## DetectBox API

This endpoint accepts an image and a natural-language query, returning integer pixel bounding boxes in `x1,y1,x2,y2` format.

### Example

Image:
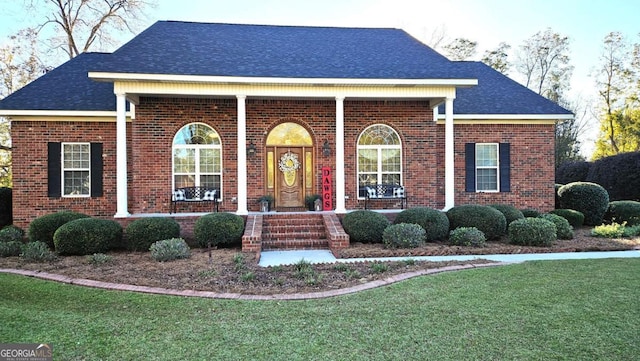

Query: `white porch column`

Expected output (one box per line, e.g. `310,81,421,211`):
444,97,455,210
335,96,346,213
236,95,248,215
114,93,129,217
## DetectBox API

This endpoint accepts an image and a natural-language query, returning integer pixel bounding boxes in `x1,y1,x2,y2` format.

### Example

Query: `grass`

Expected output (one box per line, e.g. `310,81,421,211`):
1,258,639,360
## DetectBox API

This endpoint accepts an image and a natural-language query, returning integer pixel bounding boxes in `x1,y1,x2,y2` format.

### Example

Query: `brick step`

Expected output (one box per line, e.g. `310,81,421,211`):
262,224,326,232
262,238,330,251
262,231,327,242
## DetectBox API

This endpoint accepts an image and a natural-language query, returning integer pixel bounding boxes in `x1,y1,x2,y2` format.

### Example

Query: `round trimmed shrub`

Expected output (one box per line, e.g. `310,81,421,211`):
550,209,585,227
341,210,390,244
54,218,123,256
382,223,426,249
521,209,541,218
539,213,574,240
393,207,449,241
604,200,640,226
0,225,24,243
194,212,244,248
446,205,506,240
0,187,12,228
557,182,609,226
489,204,525,225
508,218,556,247
125,217,181,251
150,238,191,262
27,211,90,248
449,227,486,247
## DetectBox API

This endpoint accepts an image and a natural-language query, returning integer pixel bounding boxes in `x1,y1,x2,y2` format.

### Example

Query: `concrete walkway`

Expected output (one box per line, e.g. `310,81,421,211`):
258,249,640,267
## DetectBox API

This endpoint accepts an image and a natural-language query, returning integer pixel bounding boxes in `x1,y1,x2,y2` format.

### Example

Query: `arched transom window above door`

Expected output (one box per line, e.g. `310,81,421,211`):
266,122,313,146
172,123,222,193
357,124,402,197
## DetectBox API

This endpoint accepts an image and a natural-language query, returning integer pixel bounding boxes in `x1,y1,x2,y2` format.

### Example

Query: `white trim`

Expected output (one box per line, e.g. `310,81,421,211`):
436,113,574,120
335,96,346,214
444,98,455,211
475,143,500,192
0,110,127,117
236,95,248,215
61,142,91,197
114,93,130,218
89,72,478,87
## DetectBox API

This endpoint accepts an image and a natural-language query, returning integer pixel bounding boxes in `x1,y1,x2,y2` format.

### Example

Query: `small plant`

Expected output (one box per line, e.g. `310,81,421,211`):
0,225,25,243
382,223,426,249
304,194,321,210
370,262,389,273
233,253,246,272
20,241,56,262
623,225,640,237
508,218,556,247
240,272,256,282
341,210,390,243
294,259,322,285
198,268,217,278
550,209,585,227
333,263,350,272
403,258,416,266
591,222,626,238
449,227,486,247
125,217,181,251
0,241,23,257
194,213,245,248
270,265,285,272
150,238,191,262
539,213,574,240
87,253,114,265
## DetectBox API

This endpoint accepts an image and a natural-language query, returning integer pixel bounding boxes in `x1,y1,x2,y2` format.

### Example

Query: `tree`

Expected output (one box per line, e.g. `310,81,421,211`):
481,42,511,74
555,98,588,168
515,28,573,100
443,38,477,61
594,108,640,158
26,0,155,59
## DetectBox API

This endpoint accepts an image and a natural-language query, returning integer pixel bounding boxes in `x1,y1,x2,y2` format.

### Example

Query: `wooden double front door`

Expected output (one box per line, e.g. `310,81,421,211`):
266,146,313,209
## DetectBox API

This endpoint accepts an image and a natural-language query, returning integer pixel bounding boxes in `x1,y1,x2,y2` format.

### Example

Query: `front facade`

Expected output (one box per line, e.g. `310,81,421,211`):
0,22,572,229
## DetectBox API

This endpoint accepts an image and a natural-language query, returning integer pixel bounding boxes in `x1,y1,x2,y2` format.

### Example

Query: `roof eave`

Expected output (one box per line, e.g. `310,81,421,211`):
437,113,574,121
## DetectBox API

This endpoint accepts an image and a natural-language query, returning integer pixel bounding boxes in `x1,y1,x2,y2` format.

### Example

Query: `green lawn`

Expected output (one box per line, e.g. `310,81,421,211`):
1,258,639,360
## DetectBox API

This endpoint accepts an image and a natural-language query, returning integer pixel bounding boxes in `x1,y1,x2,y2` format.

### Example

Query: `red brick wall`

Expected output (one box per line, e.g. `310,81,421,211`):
11,98,556,229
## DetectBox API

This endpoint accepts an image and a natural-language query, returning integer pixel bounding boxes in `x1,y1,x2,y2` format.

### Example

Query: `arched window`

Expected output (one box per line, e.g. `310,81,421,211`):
172,123,222,192
357,124,402,196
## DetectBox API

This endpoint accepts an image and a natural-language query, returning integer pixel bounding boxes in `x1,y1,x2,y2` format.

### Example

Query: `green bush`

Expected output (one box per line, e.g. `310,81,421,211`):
150,238,191,262
591,222,625,238
446,205,506,240
87,253,114,265
557,182,609,226
382,223,426,249
0,187,12,228
125,217,181,251
508,218,556,247
604,201,640,226
393,207,449,241
449,227,486,247
194,212,245,248
0,241,22,257
489,204,525,225
550,209,585,227
341,210,390,244
0,225,24,243
539,213,574,240
20,241,56,262
521,209,541,218
27,211,89,249
54,218,123,256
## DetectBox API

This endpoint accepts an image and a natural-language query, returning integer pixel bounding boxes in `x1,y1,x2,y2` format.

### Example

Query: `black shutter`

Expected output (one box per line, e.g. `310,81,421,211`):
499,143,511,192
465,143,476,192
90,143,103,197
47,142,61,198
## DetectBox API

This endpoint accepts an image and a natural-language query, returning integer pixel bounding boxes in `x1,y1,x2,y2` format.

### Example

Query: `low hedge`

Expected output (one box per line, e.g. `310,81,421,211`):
550,209,585,227
27,211,90,249
508,218,556,247
449,227,486,247
489,204,525,225
604,200,640,226
521,209,541,218
0,225,24,243
393,207,449,241
342,210,390,244
194,213,244,248
54,218,123,256
539,213,574,240
446,205,506,240
382,223,426,249
125,217,181,251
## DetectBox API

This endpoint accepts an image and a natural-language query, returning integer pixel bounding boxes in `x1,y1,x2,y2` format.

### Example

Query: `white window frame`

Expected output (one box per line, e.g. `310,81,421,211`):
475,143,500,192
61,142,91,197
172,123,223,198
356,124,403,199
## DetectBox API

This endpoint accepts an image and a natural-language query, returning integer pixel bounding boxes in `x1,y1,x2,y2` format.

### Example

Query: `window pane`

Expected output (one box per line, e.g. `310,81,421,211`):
173,124,220,145
200,175,221,189
63,144,90,169
174,175,195,188
174,148,195,173
381,149,401,172
266,122,312,146
476,144,497,167
358,125,400,145
477,169,498,191
63,171,89,195
199,149,217,173
358,174,377,186
358,149,377,172
382,174,400,185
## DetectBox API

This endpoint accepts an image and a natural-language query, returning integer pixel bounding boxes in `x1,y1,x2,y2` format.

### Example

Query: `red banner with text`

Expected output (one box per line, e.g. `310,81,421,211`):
322,167,333,211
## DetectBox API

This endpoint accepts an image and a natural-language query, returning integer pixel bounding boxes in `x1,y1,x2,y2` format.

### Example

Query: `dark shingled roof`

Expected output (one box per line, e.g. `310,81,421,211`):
0,21,572,116
95,21,474,79
439,61,573,115
0,53,116,111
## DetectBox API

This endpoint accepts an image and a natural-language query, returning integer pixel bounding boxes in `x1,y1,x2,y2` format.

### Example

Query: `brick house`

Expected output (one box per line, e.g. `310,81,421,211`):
0,21,572,232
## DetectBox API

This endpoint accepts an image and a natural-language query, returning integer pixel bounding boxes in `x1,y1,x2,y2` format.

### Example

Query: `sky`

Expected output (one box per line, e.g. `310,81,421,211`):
1,0,639,157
